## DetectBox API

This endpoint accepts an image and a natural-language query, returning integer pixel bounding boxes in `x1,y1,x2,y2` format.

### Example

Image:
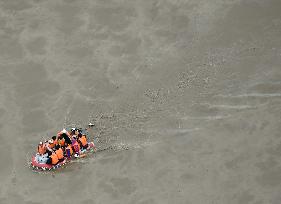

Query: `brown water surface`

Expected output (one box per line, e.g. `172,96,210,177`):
0,0,281,203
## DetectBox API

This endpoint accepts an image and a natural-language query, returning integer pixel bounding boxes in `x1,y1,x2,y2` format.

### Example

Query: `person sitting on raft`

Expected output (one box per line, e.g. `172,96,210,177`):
57,134,65,147
65,142,73,158
55,145,64,162
78,133,88,150
71,135,80,157
57,128,72,145
45,139,55,155
36,142,49,164
52,136,57,146
48,139,56,149
46,151,59,165
38,142,46,155
70,127,77,136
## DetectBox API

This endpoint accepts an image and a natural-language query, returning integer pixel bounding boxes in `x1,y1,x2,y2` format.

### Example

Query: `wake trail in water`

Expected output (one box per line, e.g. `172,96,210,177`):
216,93,281,98
182,115,230,120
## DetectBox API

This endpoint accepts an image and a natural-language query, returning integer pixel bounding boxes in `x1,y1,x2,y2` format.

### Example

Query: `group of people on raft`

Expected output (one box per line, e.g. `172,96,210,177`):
36,128,96,166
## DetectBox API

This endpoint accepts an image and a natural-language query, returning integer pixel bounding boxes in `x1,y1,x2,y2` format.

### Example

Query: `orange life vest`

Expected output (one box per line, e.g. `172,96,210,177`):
66,145,73,155
38,144,46,155
50,153,59,165
54,139,58,145
55,148,64,160
58,138,65,147
79,135,88,147
48,143,55,149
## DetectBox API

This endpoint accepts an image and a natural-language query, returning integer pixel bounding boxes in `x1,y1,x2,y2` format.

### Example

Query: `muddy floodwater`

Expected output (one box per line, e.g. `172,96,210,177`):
1,0,281,203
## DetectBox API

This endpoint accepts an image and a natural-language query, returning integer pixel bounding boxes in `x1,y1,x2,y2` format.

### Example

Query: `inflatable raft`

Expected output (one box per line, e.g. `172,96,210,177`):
31,142,96,171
